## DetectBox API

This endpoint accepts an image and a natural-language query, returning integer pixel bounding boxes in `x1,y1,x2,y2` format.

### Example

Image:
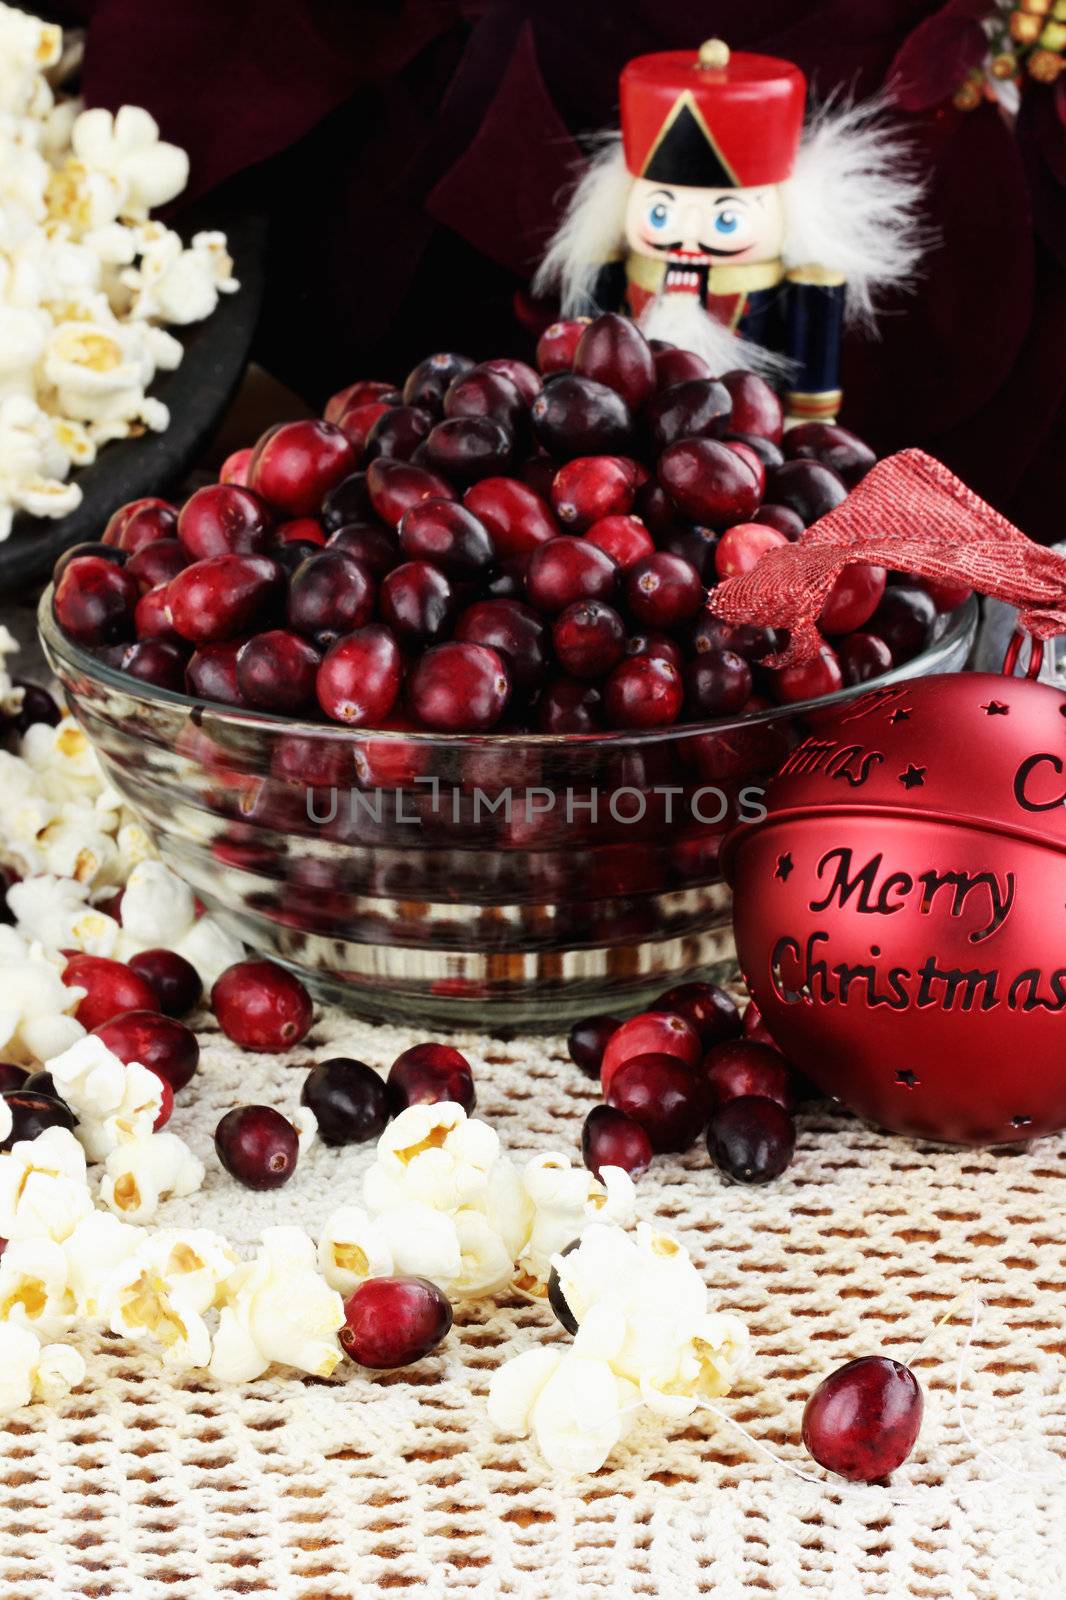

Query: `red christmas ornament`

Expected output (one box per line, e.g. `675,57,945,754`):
718,450,1066,1147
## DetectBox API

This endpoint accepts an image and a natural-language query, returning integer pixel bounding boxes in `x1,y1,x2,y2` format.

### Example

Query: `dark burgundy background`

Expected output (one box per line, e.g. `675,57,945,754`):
55,0,1066,539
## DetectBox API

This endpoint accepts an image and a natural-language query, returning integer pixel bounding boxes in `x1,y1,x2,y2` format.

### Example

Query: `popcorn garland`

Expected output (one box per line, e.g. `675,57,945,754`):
0,2,239,540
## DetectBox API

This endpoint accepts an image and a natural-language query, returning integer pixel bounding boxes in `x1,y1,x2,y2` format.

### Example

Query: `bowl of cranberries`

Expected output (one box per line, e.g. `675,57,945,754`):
40,315,977,1028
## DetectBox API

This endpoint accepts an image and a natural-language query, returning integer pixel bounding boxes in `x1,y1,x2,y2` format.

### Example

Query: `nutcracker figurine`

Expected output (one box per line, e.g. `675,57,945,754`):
534,40,926,423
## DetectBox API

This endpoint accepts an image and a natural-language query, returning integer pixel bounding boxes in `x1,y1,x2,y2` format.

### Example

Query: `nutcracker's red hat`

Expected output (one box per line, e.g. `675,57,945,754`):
619,41,806,188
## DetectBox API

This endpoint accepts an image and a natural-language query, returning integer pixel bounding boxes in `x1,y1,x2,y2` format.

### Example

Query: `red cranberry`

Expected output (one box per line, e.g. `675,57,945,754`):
658,439,759,528
784,422,876,488
186,638,248,706
463,477,557,560
402,352,474,412
398,499,495,579
167,555,283,644
706,1095,796,1182
914,574,973,613
287,550,375,642
765,459,847,524
134,585,178,643
125,539,188,589
582,1104,653,1179
715,523,788,580
600,1010,700,1092
725,439,766,500
753,503,805,540
453,598,546,696
689,614,778,662
127,949,202,1018
803,1357,923,1482
656,522,717,583
62,956,159,1031
644,378,732,452
340,1276,452,1368
236,629,320,713
339,400,399,455
656,981,740,1048
387,1042,476,1114
104,498,178,551
869,584,938,663
93,1009,200,1093
320,472,371,531
117,638,187,692
366,458,454,526
479,356,542,404
380,561,454,647
444,367,524,428
530,375,632,460
211,959,313,1051
423,416,512,484
604,656,683,730
220,447,254,485
54,557,139,646
152,1075,175,1129
1,1091,76,1150
552,599,626,679
567,1015,620,1079
408,642,509,732
215,1104,299,1189
721,370,784,443
326,379,400,423
586,514,654,570
606,1054,708,1153
249,420,356,515
625,552,703,628
301,1057,390,1145
327,523,399,577
653,347,713,387
626,631,683,670
316,625,402,724
535,318,590,374
573,313,655,411
551,456,635,530
683,650,752,717
53,541,125,582
702,1040,792,1112
177,484,274,560
526,536,617,614
767,644,844,705
819,564,887,635
535,675,603,733
742,1000,775,1044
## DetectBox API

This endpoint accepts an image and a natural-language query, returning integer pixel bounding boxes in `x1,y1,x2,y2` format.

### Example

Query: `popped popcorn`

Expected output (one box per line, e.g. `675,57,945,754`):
46,1033,162,1161
99,1130,204,1224
0,925,85,1064
0,1125,93,1243
61,1210,140,1318
0,1235,73,1338
210,1226,344,1384
515,1153,636,1299
364,1101,502,1217
101,1227,237,1371
0,1322,85,1416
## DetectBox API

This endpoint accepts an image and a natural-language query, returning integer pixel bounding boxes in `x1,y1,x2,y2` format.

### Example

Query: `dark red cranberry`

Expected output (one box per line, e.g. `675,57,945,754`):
582,1104,653,1180
211,959,313,1051
725,439,766,500
402,351,475,411
726,432,784,471
337,399,394,455
644,378,732,452
586,514,655,570
340,1276,452,1368
125,539,188,589
625,552,703,628
721,370,784,443
683,650,752,717
423,416,512,484
364,405,435,463
379,560,454,647
479,357,542,405
249,420,356,516
913,574,973,613
606,1054,708,1153
604,655,683,730
658,439,759,528
653,346,713,387
546,1240,581,1332
177,484,274,559
706,1095,796,1182
463,477,557,560
655,981,740,1049
54,556,139,646
600,1010,701,1092
320,471,372,531
366,458,454,526
53,541,126,583
93,1009,200,1093
573,312,655,411
702,1040,792,1112
407,642,510,732
387,1042,476,1115
166,555,283,644
626,631,683,670
444,368,524,428
526,536,617,614
117,638,187,692
134,585,178,643
530,375,632,460
802,1357,923,1482
186,639,247,706
765,459,847,525
453,599,547,696
552,599,626,680
104,498,178,551
567,1015,620,1079
301,1057,390,1144
688,613,778,662
287,550,375,641
819,564,887,635
215,1104,299,1189
551,455,635,530
0,1065,28,1093
658,522,718,583
62,955,159,1031
715,523,788,580
127,949,202,1018
868,584,937,663
398,499,495,579
753,503,805,540
1,1091,76,1150
535,675,603,733
535,318,589,374
784,422,876,488
236,629,320,713
326,523,399,577
839,631,894,685
766,644,844,705
316,625,402,724
326,380,399,423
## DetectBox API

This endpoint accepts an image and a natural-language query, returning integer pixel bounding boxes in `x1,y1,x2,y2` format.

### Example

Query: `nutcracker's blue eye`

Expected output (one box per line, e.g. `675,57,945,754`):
715,211,738,235
649,203,669,229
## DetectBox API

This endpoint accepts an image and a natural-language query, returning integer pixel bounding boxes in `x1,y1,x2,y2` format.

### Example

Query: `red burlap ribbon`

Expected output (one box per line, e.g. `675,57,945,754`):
708,448,1066,666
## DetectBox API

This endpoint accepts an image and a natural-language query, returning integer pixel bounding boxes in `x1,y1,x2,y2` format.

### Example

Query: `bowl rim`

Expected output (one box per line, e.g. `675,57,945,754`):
38,584,979,749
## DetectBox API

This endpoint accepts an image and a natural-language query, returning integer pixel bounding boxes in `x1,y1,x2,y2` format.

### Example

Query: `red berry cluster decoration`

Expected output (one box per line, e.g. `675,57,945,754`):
52,315,968,735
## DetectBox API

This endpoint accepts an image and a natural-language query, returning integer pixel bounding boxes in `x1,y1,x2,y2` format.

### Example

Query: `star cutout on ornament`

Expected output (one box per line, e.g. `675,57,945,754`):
898,764,926,790
981,701,1010,716
775,852,794,882
887,708,911,724
895,1069,920,1089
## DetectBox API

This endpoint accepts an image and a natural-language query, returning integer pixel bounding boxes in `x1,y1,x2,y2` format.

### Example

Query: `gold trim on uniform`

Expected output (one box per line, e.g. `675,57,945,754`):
785,264,847,287
639,90,740,185
785,388,843,419
625,252,785,295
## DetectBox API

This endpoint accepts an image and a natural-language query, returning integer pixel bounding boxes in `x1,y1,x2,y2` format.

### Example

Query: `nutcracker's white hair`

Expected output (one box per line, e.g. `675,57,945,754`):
533,134,630,314
781,95,928,329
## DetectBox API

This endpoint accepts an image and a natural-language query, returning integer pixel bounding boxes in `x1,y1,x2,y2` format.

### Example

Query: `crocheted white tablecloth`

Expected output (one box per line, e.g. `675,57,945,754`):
3,1002,1065,1600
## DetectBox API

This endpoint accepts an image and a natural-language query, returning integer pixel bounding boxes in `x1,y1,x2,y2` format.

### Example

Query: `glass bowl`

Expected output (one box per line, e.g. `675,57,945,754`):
39,588,977,1029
